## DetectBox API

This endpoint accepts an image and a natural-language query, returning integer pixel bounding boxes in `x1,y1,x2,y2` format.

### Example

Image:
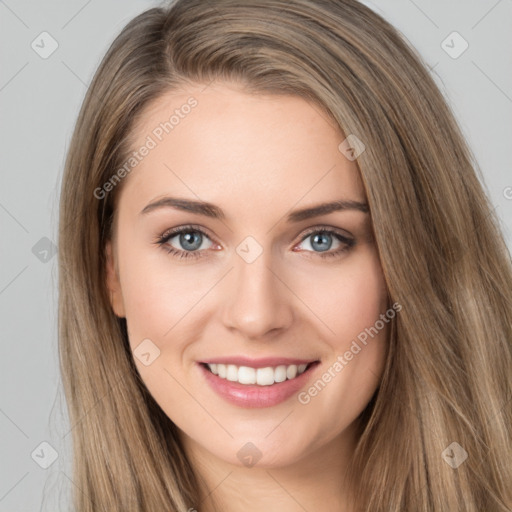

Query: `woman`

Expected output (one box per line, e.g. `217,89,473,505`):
58,0,512,510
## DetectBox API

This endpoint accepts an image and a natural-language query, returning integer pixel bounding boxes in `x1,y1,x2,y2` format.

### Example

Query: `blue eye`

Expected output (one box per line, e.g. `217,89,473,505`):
296,228,355,258
154,225,355,260
155,225,214,260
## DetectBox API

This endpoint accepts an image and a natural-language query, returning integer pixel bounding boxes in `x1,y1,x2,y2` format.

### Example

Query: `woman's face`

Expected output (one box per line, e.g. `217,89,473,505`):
106,82,389,469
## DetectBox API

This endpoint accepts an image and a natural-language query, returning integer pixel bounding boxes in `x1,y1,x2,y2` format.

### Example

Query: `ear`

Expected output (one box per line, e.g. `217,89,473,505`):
105,240,126,318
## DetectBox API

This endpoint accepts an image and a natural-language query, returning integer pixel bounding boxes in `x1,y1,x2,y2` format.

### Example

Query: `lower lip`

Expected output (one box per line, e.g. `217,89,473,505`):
197,362,320,408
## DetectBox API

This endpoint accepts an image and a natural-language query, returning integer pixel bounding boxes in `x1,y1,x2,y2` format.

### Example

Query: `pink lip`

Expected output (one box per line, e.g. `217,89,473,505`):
197,360,320,408
199,356,317,369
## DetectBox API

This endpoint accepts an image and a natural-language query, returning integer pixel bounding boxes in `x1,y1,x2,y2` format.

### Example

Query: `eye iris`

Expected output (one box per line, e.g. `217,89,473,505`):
180,231,202,251
311,232,332,252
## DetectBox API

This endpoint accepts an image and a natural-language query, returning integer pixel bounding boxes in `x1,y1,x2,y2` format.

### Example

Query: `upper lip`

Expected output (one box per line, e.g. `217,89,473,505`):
199,356,319,369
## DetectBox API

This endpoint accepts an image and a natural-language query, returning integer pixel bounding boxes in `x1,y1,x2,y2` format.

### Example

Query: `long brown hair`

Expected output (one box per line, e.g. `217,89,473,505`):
58,0,512,510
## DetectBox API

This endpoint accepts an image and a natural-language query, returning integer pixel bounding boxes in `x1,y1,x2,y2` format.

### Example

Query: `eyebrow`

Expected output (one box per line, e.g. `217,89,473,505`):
140,196,369,222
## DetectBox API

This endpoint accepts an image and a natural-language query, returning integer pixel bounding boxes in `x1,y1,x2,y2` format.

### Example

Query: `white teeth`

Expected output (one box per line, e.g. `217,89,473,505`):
205,362,311,386
286,365,297,379
274,365,287,383
238,366,256,384
226,364,238,381
256,367,274,386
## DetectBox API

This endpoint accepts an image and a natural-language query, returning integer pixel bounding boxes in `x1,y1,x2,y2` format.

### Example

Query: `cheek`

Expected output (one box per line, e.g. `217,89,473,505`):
296,250,389,408
117,247,205,414
301,252,389,427
305,251,389,344
117,241,185,347
121,277,170,343
120,236,388,347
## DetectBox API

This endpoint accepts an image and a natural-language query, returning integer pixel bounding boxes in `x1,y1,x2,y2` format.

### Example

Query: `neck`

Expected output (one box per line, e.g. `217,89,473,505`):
179,421,360,512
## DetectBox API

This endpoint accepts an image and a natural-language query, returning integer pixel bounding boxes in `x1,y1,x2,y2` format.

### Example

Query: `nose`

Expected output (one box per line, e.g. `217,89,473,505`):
220,247,294,340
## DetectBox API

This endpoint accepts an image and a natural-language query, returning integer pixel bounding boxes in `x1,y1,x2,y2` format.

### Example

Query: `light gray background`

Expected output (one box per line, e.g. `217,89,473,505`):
1,1,511,510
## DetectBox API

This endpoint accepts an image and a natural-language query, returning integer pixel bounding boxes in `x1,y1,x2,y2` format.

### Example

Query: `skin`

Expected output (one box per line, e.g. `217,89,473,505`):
106,82,389,512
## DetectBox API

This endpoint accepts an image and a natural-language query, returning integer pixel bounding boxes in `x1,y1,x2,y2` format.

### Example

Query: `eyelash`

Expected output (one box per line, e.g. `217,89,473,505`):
153,224,356,261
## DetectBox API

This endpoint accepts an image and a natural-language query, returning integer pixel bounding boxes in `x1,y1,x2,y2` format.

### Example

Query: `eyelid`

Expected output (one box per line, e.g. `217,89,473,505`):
158,224,353,246
155,223,355,260
295,224,353,242
158,224,219,245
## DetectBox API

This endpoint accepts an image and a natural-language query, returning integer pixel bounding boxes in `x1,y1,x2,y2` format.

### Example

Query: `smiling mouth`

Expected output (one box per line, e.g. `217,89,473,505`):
200,361,319,386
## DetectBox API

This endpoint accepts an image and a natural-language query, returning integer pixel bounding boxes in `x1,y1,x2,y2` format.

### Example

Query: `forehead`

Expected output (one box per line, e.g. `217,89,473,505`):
119,82,366,221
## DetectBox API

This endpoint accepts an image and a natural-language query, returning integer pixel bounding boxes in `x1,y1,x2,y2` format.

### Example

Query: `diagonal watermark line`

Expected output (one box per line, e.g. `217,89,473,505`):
163,163,233,234
60,60,108,113
394,392,441,440
265,470,311,511
445,389,512,483
427,62,440,85
61,0,92,29
203,0,337,132
249,3,288,41
0,408,29,439
163,267,234,337
264,409,294,438
202,0,236,29
198,470,233,507
233,0,338,129
265,266,336,335
0,0,29,28
61,60,89,88
0,202,29,233
382,62,439,118
471,0,502,30
482,391,512,432
199,76,217,94
407,0,439,29
266,164,336,235
0,472,29,502
0,62,29,92
61,373,125,439
0,265,28,296
163,367,234,438
385,202,507,463
465,390,512,475
471,60,512,104
61,470,106,512
393,195,499,314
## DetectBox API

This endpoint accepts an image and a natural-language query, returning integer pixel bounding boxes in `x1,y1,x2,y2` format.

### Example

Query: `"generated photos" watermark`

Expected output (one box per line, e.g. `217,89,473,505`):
298,301,402,405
